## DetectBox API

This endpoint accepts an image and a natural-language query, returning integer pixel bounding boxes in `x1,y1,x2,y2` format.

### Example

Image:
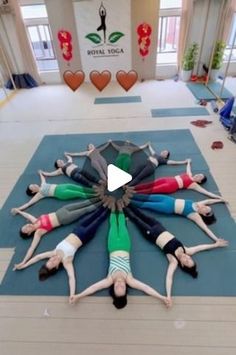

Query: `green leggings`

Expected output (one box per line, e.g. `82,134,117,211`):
54,184,96,200
108,212,131,253
115,153,132,172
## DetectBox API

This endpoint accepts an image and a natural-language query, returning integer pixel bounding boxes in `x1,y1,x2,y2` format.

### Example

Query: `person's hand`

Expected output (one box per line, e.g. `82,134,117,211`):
215,238,229,247
164,296,173,308
69,295,76,304
219,197,228,204
186,158,191,164
13,262,25,271
69,295,80,304
11,208,19,215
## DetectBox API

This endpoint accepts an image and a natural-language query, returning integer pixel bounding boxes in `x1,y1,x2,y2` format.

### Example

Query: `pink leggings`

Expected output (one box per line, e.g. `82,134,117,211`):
134,176,179,194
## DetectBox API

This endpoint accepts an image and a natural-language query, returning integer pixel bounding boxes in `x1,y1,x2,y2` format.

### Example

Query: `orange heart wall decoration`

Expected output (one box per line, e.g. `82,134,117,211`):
90,70,112,91
116,70,138,91
63,70,85,91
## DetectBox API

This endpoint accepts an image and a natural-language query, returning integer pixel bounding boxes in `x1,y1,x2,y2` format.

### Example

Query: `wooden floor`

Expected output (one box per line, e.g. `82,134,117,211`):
0,81,235,355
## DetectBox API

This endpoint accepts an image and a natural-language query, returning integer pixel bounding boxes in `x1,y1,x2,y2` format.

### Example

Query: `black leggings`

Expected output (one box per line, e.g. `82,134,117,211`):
124,205,166,243
73,206,109,244
71,168,99,187
129,161,155,186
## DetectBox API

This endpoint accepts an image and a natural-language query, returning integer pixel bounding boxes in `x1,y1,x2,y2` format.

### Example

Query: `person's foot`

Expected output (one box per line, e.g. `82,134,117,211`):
122,195,131,206
107,196,116,212
116,199,124,211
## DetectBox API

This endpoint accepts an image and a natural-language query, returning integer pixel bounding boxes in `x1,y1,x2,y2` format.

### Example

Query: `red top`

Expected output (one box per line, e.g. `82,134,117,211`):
36,214,53,232
179,173,194,188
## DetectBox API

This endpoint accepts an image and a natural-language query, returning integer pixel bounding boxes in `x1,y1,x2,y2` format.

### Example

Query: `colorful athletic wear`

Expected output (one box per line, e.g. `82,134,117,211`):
73,206,109,245
108,255,131,276
162,238,186,263
36,214,54,232
131,194,196,217
56,240,77,260
134,173,193,194
124,205,166,244
54,183,96,200
108,212,131,253
55,198,102,225
89,149,108,181
40,183,52,197
129,154,168,186
124,205,186,265
115,153,132,172
61,162,99,187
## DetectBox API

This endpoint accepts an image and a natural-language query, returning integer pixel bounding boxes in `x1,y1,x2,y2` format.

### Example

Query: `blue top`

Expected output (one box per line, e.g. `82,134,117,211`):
182,199,196,216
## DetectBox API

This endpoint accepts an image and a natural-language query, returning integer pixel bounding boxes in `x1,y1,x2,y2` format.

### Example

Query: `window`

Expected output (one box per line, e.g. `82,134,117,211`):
21,4,59,71
224,12,236,62
157,0,182,64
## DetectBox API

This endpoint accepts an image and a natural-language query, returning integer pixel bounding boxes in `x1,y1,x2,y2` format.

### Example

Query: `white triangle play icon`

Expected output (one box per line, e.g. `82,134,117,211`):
107,164,132,192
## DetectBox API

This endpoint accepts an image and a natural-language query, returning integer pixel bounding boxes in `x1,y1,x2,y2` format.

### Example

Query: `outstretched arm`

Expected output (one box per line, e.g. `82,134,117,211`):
191,184,223,199
13,250,54,270
63,261,76,297
70,277,113,303
165,259,178,302
11,209,37,223
109,140,121,151
130,142,149,153
127,275,167,304
65,150,88,157
199,198,226,205
38,170,46,184
13,193,44,212
186,158,192,176
188,213,219,242
167,159,189,165
97,141,110,152
148,143,156,156
40,169,62,177
64,154,73,163
185,238,228,255
17,232,43,264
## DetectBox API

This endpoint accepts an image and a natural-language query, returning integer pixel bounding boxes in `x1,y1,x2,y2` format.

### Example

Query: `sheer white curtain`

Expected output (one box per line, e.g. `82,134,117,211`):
177,0,194,70
8,0,42,84
218,0,236,42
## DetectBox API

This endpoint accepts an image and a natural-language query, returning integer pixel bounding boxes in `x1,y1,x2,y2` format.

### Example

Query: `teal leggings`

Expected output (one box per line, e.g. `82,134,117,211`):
108,212,131,253
54,184,96,200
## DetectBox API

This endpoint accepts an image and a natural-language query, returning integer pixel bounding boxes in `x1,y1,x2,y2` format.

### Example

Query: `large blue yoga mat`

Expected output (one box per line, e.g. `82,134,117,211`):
151,107,209,117
94,96,141,104
186,82,233,100
0,130,235,297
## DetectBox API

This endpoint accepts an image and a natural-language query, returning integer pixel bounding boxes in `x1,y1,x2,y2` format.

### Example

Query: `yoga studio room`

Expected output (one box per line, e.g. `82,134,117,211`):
0,0,236,354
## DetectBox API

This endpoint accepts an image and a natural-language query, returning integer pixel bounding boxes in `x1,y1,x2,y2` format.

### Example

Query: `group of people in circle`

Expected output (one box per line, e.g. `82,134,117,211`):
12,140,228,309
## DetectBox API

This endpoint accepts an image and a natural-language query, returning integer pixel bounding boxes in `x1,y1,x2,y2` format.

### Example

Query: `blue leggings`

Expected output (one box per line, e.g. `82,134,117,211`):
131,194,175,214
73,206,109,244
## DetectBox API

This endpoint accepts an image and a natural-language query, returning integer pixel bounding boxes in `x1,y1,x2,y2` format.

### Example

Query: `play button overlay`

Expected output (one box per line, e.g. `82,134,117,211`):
107,164,132,192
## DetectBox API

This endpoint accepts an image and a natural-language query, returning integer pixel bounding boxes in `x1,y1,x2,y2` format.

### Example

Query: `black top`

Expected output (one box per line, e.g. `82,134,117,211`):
62,162,74,174
151,153,168,165
163,238,185,263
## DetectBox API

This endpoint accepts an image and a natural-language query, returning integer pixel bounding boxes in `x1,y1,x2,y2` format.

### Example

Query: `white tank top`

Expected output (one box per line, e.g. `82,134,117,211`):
55,240,77,260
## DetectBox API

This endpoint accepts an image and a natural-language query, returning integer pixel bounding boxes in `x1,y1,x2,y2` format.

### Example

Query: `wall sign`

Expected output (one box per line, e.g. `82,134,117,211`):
73,0,131,78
